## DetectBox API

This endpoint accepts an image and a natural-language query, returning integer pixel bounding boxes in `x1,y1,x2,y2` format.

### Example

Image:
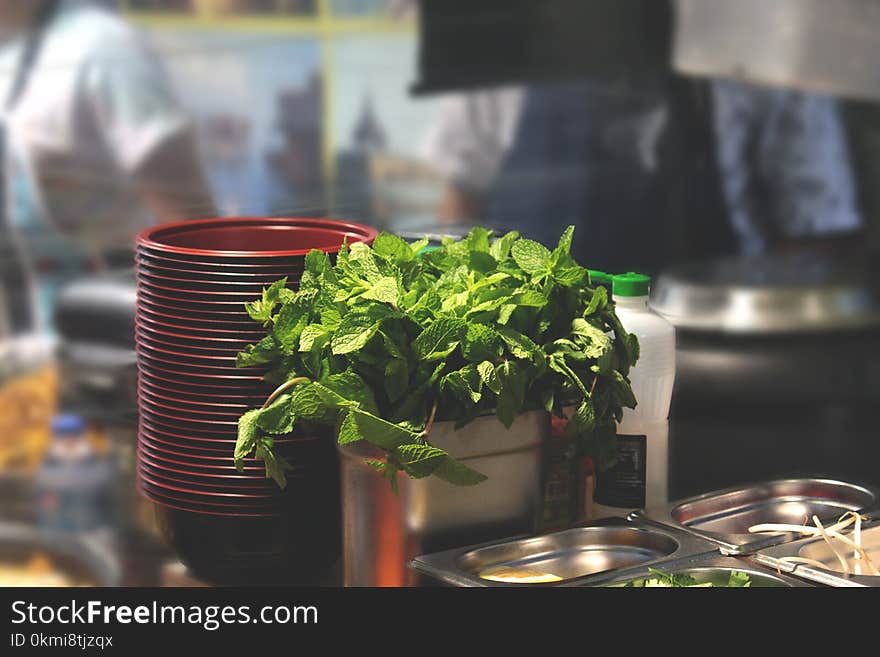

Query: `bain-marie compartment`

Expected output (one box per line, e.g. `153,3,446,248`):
755,520,880,587
410,519,719,586
597,555,812,587
635,478,878,554
460,525,678,583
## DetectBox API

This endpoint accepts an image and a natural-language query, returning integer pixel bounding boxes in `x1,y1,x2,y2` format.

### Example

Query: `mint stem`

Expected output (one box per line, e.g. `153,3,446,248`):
421,400,438,440
261,376,311,410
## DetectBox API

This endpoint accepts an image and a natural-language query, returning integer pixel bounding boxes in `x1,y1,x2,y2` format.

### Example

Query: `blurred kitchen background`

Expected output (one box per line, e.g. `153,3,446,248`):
3,0,880,585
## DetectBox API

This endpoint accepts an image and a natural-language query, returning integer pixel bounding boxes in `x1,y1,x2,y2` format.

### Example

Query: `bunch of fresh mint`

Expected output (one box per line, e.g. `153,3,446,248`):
233,226,639,490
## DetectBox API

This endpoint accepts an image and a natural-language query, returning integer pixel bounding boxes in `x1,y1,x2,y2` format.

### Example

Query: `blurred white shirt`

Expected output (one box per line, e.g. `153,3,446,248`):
0,0,191,259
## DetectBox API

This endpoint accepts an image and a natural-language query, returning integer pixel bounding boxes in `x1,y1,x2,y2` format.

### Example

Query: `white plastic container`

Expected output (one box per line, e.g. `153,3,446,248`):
593,272,676,517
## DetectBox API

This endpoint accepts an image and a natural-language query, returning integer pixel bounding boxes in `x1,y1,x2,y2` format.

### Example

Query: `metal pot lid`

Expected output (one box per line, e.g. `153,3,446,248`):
649,252,880,334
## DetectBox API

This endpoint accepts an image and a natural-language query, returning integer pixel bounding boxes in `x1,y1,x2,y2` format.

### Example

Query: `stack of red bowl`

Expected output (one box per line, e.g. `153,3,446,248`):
134,217,377,583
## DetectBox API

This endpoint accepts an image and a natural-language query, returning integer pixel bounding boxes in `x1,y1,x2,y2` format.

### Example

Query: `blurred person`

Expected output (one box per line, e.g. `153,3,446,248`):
421,77,863,273
0,0,215,335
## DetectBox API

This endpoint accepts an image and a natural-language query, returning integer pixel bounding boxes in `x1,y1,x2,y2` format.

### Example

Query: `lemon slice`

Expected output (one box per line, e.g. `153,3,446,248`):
479,566,563,583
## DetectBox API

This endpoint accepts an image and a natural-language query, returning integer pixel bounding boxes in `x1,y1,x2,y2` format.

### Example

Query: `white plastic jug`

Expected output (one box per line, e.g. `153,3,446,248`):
594,273,676,517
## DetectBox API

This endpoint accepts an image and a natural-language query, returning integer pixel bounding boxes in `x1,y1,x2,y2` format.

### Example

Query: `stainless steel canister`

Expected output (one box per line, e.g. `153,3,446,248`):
339,410,548,586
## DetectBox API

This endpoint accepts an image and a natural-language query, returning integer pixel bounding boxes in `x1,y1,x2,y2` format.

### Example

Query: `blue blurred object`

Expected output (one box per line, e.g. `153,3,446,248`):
50,414,87,437
34,414,116,535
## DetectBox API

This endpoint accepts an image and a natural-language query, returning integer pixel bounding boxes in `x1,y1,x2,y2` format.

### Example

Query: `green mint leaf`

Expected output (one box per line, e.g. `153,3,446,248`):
372,233,413,262
365,458,388,473
305,249,331,276
584,286,608,316
257,393,296,434
571,318,613,359
511,289,548,308
337,409,421,450
497,303,517,325
511,239,551,275
495,360,527,428
432,456,487,486
289,383,333,422
548,352,589,398
462,323,501,362
384,358,409,403
465,226,492,252
236,335,279,368
441,370,482,404
565,398,596,437
477,360,501,394
727,571,752,587
361,276,400,306
552,225,575,258
316,372,379,415
244,278,290,325
379,330,404,359
468,251,497,273
553,265,587,287
489,230,519,261
609,370,637,409
497,327,541,362
320,308,342,330
255,438,293,489
234,408,262,469
394,443,448,478
331,312,381,355
348,242,383,282
298,324,329,353
409,237,430,256
412,317,465,361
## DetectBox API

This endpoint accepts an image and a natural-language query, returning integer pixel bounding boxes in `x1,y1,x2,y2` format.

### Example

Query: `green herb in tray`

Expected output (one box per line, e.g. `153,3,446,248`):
232,226,639,489
623,568,753,587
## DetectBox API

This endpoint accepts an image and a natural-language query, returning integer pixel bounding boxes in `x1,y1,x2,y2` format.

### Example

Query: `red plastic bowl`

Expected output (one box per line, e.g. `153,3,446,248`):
139,436,320,466
139,441,269,471
139,488,279,518
140,430,321,451
136,217,377,258
138,387,255,415
137,470,286,501
138,459,274,487
136,352,258,377
136,250,306,274
138,421,309,448
138,459,278,487
137,286,259,307
136,335,247,360
135,324,255,349
137,371,270,398
136,312,265,338
135,261,301,282
136,271,279,293
138,380,263,408
137,279,273,299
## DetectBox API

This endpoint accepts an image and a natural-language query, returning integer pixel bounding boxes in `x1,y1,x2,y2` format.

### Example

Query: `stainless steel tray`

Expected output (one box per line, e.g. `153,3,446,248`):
632,478,878,555
753,520,880,587
590,554,813,587
409,517,721,587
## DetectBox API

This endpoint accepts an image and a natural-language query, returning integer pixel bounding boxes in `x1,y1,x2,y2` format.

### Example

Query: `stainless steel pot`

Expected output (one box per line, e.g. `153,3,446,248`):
339,410,548,586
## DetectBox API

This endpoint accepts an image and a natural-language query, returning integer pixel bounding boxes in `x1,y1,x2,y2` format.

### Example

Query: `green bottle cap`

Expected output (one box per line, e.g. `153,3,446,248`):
612,272,651,297
587,269,612,286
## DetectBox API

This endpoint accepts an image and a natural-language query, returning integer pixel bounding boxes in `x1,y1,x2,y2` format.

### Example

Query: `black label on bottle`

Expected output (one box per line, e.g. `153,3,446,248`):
593,434,647,509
